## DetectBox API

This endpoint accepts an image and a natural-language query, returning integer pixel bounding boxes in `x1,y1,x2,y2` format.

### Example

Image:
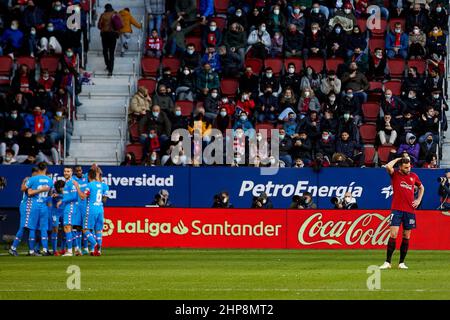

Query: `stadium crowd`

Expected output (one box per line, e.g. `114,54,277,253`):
0,0,90,165
126,0,449,168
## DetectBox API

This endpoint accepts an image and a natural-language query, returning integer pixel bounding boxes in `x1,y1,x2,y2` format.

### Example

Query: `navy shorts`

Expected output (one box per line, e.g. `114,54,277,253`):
390,210,416,230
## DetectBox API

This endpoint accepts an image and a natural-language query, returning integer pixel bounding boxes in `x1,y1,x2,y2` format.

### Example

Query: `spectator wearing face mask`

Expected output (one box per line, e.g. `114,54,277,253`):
419,133,438,163
145,28,163,58
341,63,369,104
247,23,271,59
158,68,177,98
430,4,448,32
338,111,360,143
153,84,175,114
300,66,322,92
297,88,320,116
49,109,72,157
267,5,286,35
204,88,221,120
233,112,254,136
170,105,189,131
176,67,195,101
181,43,201,70
322,93,340,115
287,5,306,32
129,87,151,117
4,109,24,135
408,25,426,59
335,192,359,209
251,192,273,209
213,107,231,134
32,133,59,164
139,104,172,146
418,106,440,143
381,89,405,119
290,192,317,209
316,130,336,160
346,47,368,74
212,191,234,208
259,67,281,97
167,16,202,57
223,22,247,63
201,20,223,51
227,9,248,30
201,46,221,73
386,23,408,59
24,106,50,135
26,27,39,57
48,1,67,32
291,130,313,165
303,23,326,59
320,109,339,137
0,129,19,160
1,19,23,57
39,22,63,55
38,69,55,96
284,112,298,137
284,24,304,58
281,63,301,95
405,3,428,33
368,48,388,81
194,63,220,98
239,67,260,99
332,3,357,31
270,31,284,58
397,133,420,165
346,26,367,58
377,112,398,145
320,71,341,97
218,46,243,77
0,148,17,165
327,24,346,58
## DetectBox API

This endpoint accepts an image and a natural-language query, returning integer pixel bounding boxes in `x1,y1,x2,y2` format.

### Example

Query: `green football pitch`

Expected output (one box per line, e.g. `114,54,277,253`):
1,249,449,300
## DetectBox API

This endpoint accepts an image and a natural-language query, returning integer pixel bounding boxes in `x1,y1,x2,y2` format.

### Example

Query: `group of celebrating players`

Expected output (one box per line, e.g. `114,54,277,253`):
8,162,108,257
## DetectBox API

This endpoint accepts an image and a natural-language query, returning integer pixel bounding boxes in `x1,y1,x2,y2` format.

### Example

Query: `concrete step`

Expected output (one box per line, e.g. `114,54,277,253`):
77,105,127,115
78,97,129,109
72,135,122,142
64,156,120,166
73,120,126,136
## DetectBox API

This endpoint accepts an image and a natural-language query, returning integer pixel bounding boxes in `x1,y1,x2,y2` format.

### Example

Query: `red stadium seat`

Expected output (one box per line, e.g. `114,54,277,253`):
176,100,194,116
0,56,13,86
407,59,426,75
383,80,402,95
305,57,324,73
362,103,381,123
264,57,283,75
161,57,181,73
128,120,140,142
369,38,385,52
326,57,344,72
185,36,202,51
377,145,394,165
16,56,36,71
210,17,227,31
39,55,60,76
363,146,376,167
359,123,377,144
283,58,303,73
370,19,387,38
137,78,157,94
245,57,263,75
214,0,229,14
356,17,367,33
220,78,239,97
141,57,160,78
368,81,383,102
387,58,405,78
125,143,143,164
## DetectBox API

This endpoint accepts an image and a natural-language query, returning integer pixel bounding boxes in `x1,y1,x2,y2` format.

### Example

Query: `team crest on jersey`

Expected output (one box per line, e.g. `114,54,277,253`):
400,181,413,190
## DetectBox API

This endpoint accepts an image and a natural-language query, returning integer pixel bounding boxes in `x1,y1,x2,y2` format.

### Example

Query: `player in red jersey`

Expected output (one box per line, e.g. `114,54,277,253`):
380,157,425,269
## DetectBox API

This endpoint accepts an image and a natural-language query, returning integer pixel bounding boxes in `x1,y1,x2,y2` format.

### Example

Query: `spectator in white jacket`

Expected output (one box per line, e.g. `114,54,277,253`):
247,23,271,59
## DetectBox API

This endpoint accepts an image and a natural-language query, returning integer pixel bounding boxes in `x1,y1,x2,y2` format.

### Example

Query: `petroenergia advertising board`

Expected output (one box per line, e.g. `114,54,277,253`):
103,208,450,250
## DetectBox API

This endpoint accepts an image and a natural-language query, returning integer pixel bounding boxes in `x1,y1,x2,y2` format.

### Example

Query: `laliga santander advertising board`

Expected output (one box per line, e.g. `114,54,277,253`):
102,208,450,250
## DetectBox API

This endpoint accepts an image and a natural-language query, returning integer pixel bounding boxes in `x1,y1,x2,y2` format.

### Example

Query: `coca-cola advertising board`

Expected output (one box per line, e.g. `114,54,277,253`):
103,208,450,250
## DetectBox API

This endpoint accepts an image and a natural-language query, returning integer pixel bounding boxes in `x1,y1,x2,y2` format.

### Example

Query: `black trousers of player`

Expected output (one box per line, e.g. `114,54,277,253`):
101,31,117,73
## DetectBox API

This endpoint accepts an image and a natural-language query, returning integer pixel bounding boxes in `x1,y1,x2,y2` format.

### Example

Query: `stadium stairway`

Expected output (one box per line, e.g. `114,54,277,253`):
441,91,450,168
65,0,145,166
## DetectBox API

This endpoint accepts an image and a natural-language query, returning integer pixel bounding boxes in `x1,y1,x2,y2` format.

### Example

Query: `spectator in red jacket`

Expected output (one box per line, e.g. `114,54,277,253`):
146,28,164,58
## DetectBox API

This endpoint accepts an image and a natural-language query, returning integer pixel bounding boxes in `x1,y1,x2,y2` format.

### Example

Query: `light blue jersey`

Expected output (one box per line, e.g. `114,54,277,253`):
84,181,104,230
25,175,54,230
62,179,79,226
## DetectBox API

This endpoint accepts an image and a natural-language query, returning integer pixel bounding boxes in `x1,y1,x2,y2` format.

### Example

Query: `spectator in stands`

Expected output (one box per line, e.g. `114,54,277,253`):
408,25,426,59
296,110,321,141
332,3,357,31
0,129,19,161
381,89,405,119
23,0,45,31
405,3,428,33
181,43,201,71
145,28,163,57
331,152,352,167
8,92,30,115
430,4,448,32
277,88,296,117
390,0,407,18
57,48,82,107
232,111,254,136
303,22,326,59
341,62,369,104
298,87,320,116
139,104,172,146
424,67,444,95
129,87,151,117
300,66,322,93
201,20,222,50
309,2,327,30
402,66,423,97
158,67,177,98
33,133,59,164
49,108,72,157
284,23,304,58
175,0,198,24
256,85,278,122
419,133,438,163
213,107,231,134
195,62,220,98
3,109,24,136
338,111,360,143
422,153,438,169
169,104,189,131
121,152,137,166
239,66,260,99
419,106,440,143
0,19,23,57
278,128,293,167
38,22,63,55
227,8,248,30
320,70,341,98
327,24,346,58
223,22,247,63
270,31,284,58
11,64,36,98
176,66,195,101
396,109,417,141
259,67,281,97
291,130,313,165
24,106,50,135
320,109,339,137
0,148,17,165
145,0,166,36
377,112,398,145
204,88,220,119
48,1,67,32
38,69,55,96
98,3,120,77
316,130,335,160
346,25,367,58
281,63,301,95
284,112,298,136
267,4,286,35
26,27,39,57
247,23,271,59
346,46,368,74
397,133,420,166
153,84,174,114
218,45,242,77
287,5,306,32
321,93,340,116
386,22,408,59
335,130,363,167
368,47,388,81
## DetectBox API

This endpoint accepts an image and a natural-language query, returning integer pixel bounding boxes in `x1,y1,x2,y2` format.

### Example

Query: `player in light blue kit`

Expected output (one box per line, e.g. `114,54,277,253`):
73,165,89,254
49,180,65,255
93,166,109,256
83,168,103,256
9,167,39,256
23,162,54,256
58,166,83,256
